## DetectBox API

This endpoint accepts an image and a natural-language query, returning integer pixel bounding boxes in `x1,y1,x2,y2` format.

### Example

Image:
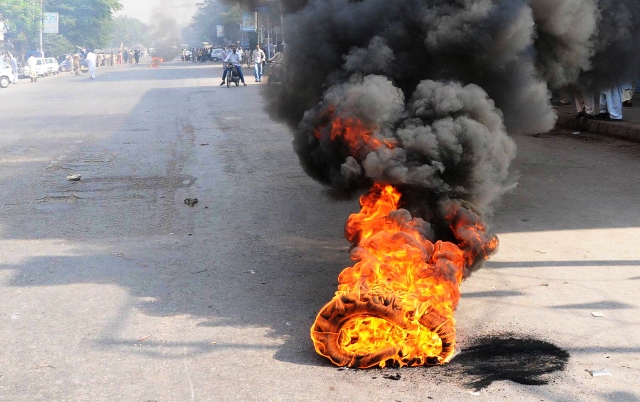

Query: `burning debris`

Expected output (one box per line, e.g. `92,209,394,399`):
311,184,498,367
257,0,640,368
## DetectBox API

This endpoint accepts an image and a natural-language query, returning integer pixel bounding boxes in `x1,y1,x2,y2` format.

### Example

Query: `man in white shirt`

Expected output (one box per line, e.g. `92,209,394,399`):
27,55,38,82
86,50,97,79
252,44,266,82
220,46,247,86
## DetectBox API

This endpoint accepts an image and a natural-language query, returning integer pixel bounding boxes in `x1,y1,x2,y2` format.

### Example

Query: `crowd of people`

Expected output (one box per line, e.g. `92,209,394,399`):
87,49,142,68
1,47,145,84
183,47,212,63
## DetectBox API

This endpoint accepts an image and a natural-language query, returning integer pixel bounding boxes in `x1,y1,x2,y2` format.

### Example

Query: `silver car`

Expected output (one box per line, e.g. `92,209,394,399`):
0,61,14,88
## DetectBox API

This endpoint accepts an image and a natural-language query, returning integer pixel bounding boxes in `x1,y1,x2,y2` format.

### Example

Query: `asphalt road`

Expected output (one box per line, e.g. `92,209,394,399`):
1,60,639,402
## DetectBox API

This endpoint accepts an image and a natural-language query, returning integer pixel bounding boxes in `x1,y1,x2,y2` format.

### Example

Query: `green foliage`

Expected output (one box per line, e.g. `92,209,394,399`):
46,0,122,49
0,0,41,55
0,0,122,55
111,15,149,48
44,32,74,55
189,0,241,45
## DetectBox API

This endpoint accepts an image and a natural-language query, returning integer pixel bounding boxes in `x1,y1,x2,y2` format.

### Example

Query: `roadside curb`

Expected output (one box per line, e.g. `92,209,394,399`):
556,111,640,143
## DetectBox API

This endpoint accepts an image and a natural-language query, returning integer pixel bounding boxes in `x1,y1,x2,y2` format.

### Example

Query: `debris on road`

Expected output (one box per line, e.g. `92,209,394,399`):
66,174,82,181
138,334,152,342
383,373,402,380
184,198,198,207
588,368,613,377
591,312,604,317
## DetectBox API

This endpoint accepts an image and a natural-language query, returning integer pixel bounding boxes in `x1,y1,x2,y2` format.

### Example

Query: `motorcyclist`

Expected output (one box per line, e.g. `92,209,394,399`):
220,45,247,86
266,47,285,83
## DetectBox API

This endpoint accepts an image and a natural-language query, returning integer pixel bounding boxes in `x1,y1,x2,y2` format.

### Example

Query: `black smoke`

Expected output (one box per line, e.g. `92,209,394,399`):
258,0,640,214
148,11,181,61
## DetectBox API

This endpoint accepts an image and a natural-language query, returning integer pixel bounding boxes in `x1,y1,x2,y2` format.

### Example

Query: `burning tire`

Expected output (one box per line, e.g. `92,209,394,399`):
311,292,456,368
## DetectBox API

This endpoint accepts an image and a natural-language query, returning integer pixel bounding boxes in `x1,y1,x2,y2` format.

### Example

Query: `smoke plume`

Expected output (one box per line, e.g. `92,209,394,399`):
263,0,640,213
148,11,181,61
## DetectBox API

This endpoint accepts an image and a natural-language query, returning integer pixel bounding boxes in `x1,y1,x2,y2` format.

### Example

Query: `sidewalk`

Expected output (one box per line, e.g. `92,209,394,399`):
555,95,640,142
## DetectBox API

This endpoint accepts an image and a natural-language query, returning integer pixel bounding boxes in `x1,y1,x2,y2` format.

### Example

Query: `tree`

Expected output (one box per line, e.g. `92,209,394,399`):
1,0,122,57
190,0,241,46
110,15,149,49
44,0,122,49
0,0,41,57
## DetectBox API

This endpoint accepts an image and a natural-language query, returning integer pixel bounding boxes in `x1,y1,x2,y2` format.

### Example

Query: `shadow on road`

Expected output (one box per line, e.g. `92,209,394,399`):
1,62,639,372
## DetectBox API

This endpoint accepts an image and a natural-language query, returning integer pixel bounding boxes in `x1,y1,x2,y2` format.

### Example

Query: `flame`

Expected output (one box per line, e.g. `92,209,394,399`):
310,112,498,369
314,107,396,155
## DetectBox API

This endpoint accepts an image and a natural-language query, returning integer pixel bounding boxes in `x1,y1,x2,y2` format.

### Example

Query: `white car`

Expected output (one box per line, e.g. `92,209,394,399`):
22,58,48,78
44,57,60,75
211,48,224,61
0,61,14,88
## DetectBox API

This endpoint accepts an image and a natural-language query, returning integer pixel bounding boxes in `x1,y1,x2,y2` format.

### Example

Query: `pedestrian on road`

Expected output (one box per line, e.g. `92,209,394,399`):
134,50,140,65
599,82,624,120
622,81,635,107
244,48,251,68
9,53,18,84
253,44,266,82
72,53,81,75
86,50,97,79
27,55,38,82
220,46,247,86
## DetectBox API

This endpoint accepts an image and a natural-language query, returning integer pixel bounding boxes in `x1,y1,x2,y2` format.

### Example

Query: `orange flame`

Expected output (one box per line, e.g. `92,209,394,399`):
310,113,498,368
314,107,396,155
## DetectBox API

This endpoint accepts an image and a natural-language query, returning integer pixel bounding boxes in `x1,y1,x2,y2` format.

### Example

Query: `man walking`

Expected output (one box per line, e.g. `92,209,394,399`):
27,55,38,82
252,44,265,82
9,53,18,84
86,50,97,79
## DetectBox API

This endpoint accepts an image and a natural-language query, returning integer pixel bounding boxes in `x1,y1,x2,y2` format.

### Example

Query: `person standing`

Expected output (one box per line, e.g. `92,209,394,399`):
86,50,97,79
72,53,81,75
9,53,19,84
622,81,635,107
27,55,38,82
252,44,265,82
134,50,140,64
599,82,624,120
244,48,251,68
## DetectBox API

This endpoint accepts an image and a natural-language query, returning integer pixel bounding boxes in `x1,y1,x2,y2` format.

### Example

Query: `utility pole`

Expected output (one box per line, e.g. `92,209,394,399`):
279,0,285,48
39,0,43,57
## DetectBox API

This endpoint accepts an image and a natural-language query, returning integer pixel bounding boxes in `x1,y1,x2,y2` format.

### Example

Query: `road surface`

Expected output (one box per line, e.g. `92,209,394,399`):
1,60,639,401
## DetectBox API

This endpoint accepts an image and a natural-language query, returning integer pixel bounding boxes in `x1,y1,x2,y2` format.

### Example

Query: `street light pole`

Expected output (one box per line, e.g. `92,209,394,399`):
39,0,43,57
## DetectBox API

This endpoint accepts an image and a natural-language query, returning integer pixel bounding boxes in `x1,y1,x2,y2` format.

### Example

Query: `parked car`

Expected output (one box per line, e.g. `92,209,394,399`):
44,57,59,75
211,48,224,62
0,61,14,88
59,58,72,72
22,57,48,78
